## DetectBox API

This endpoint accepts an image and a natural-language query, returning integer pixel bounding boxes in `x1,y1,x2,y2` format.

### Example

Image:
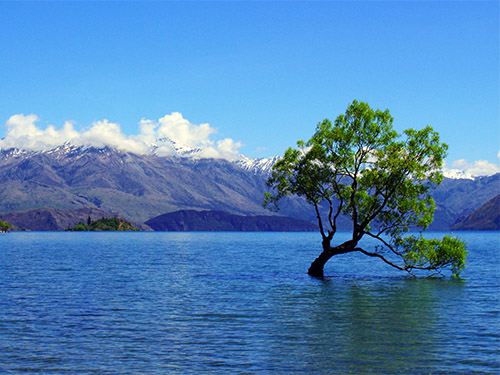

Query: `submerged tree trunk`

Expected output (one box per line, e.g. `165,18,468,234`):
307,252,332,278
308,239,358,278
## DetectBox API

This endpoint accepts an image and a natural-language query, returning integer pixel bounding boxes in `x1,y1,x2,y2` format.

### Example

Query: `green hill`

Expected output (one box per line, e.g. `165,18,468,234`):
67,216,142,232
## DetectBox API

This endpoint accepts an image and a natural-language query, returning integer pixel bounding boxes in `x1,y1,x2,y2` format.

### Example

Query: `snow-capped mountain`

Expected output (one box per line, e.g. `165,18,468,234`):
1,138,494,180
235,155,280,175
148,138,279,174
0,137,279,175
0,143,280,222
149,137,204,158
0,141,498,230
441,168,475,180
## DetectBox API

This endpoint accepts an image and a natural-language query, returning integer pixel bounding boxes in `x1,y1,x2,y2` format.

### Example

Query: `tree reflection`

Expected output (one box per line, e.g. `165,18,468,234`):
266,277,465,374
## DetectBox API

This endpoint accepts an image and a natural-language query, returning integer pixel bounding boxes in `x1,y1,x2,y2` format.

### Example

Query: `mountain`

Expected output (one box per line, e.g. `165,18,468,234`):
0,207,151,231
150,137,204,158
145,210,318,231
450,195,500,231
428,174,500,230
235,155,281,175
0,143,498,231
0,144,303,224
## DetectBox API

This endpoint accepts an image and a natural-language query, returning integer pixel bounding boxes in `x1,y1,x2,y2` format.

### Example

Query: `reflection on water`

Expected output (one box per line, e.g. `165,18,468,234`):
0,232,498,374
268,278,467,374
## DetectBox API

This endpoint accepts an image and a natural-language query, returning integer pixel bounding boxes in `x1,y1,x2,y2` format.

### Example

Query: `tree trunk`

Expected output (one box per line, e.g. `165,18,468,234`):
307,251,333,278
308,239,358,278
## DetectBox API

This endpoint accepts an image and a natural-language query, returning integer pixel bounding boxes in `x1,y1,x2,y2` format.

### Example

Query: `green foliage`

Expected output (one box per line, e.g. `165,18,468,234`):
265,100,467,277
0,219,11,232
397,235,468,277
72,222,88,231
67,217,141,232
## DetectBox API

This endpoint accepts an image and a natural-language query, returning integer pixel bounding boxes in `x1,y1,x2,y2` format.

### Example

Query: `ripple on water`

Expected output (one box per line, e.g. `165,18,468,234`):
0,231,498,374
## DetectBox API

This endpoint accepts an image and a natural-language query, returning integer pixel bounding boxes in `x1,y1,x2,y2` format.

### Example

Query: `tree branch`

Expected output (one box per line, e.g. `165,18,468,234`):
355,247,416,277
313,201,326,239
326,195,334,231
331,178,344,231
363,231,402,257
359,171,407,231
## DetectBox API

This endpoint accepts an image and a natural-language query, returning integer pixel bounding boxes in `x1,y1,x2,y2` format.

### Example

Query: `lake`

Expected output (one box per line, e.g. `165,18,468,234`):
0,231,499,374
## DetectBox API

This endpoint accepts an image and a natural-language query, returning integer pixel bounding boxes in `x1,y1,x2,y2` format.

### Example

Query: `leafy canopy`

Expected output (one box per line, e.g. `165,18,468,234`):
0,219,11,232
265,100,467,277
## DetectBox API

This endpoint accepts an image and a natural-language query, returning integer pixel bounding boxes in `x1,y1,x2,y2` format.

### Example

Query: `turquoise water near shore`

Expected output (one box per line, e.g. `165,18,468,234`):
1,231,499,374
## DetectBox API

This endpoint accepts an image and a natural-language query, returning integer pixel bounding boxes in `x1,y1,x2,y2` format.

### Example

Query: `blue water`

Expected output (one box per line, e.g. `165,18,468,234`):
0,231,499,374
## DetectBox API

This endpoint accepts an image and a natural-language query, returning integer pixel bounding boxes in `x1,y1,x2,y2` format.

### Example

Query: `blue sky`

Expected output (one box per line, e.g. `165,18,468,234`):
0,1,498,174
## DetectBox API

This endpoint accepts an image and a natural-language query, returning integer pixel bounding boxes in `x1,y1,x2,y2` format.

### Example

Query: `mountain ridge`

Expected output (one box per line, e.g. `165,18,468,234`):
145,209,318,231
450,194,500,231
0,145,284,222
0,144,498,230
1,138,485,179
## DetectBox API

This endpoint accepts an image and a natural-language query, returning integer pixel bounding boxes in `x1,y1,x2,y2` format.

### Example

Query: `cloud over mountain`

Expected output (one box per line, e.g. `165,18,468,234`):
1,114,80,152
443,156,500,179
1,113,499,177
0,113,243,160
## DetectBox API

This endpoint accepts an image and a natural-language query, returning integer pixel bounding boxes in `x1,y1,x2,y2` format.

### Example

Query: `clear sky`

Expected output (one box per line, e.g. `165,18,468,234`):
1,1,498,175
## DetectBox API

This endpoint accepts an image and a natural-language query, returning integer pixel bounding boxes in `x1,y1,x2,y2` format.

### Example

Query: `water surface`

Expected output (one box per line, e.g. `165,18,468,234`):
1,231,499,374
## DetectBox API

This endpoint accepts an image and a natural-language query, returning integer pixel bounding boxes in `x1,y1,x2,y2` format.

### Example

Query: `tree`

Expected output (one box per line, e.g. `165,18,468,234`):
264,100,467,278
0,219,11,232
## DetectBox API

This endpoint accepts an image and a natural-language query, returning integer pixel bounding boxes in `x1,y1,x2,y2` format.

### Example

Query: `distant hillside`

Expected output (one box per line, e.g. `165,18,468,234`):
0,207,151,231
451,195,500,231
145,210,318,232
0,146,284,222
429,174,500,230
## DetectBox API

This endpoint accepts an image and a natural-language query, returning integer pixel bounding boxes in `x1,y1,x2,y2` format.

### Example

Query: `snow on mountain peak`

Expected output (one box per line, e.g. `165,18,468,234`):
235,155,280,175
442,168,475,180
0,137,280,175
149,137,204,158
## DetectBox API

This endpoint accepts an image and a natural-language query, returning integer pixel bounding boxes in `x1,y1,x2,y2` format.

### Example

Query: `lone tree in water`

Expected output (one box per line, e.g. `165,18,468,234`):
265,100,467,278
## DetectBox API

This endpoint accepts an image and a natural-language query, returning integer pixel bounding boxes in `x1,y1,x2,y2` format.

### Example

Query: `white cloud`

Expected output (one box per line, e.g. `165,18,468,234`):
78,119,149,155
156,112,217,148
199,138,244,161
0,112,243,160
443,157,500,179
0,114,79,151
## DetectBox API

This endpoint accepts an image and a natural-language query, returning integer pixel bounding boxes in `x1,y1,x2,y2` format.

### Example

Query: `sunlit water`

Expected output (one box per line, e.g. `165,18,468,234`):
1,231,499,374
